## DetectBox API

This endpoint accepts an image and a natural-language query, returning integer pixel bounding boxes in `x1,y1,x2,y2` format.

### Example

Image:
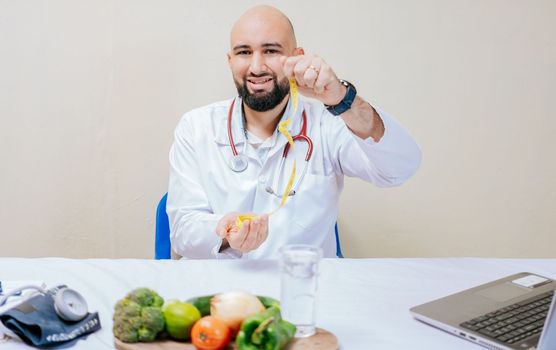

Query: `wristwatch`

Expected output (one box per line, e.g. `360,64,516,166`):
325,79,357,116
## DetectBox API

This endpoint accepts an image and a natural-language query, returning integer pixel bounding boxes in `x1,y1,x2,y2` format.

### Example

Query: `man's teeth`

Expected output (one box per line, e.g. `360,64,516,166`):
249,78,272,84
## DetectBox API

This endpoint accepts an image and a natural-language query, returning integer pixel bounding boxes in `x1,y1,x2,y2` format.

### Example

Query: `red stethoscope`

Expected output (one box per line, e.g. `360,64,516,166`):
227,98,313,197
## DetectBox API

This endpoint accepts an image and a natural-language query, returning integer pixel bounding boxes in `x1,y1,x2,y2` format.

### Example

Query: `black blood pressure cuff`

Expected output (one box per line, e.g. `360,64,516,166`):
0,291,101,349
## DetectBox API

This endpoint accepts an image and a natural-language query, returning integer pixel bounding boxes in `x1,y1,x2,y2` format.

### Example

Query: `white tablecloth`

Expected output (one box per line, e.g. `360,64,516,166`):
0,258,555,350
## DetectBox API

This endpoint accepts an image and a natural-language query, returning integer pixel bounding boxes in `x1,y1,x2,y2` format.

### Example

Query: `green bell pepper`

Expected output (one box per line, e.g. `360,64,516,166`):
236,306,296,350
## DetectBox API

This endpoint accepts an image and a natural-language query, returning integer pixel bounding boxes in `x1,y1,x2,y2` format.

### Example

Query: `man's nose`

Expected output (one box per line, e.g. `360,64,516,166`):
249,52,267,74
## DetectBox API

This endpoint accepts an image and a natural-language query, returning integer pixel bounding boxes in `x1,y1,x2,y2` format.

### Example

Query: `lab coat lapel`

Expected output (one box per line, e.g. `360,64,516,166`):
213,97,246,147
213,97,264,165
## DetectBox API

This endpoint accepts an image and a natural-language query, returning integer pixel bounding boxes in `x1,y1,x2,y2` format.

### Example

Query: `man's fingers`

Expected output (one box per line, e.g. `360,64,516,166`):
215,223,225,238
313,64,332,95
223,213,268,252
293,58,312,86
216,213,235,238
303,69,318,89
242,217,259,251
301,56,324,88
283,54,335,98
257,214,269,246
232,219,250,250
251,215,268,250
282,55,304,79
226,218,244,246
250,217,261,237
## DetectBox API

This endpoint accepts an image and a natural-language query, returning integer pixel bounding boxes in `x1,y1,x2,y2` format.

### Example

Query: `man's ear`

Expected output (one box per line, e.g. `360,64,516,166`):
227,52,232,67
294,47,305,55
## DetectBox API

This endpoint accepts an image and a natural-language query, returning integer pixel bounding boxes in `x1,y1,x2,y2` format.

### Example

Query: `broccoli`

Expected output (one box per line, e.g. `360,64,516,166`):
113,288,165,343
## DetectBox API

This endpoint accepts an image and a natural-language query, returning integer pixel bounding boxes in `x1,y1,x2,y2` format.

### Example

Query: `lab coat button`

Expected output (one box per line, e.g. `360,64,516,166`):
258,175,266,184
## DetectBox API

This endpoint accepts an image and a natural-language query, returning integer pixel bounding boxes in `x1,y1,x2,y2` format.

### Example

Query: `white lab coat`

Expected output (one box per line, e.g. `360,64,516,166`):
167,96,421,259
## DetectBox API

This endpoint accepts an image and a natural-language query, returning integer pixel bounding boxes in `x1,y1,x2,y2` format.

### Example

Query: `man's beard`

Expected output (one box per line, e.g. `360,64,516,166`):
235,75,290,112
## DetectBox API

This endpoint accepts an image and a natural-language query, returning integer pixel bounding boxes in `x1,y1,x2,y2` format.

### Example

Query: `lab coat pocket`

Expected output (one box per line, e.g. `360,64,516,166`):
291,172,341,231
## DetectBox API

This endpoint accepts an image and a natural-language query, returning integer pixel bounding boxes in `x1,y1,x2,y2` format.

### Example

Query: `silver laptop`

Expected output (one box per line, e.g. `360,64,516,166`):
410,272,556,350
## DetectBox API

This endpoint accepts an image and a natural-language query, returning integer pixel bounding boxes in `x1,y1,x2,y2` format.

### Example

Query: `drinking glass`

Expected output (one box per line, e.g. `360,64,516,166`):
279,244,322,338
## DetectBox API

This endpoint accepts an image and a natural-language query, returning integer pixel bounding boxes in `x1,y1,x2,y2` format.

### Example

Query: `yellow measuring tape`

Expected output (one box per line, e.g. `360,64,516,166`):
235,79,299,230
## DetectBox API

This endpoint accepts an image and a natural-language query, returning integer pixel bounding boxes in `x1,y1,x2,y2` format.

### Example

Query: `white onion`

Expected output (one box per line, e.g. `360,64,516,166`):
210,291,265,335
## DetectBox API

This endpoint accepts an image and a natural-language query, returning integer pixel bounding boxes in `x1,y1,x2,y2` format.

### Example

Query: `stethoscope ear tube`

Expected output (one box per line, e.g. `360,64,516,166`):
0,285,45,307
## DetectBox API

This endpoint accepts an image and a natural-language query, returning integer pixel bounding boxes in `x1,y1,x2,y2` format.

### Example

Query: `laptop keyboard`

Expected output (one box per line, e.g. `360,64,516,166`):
460,291,554,345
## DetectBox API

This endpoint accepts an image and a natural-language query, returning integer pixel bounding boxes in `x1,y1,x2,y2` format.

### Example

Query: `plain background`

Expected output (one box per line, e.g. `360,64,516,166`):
0,0,554,258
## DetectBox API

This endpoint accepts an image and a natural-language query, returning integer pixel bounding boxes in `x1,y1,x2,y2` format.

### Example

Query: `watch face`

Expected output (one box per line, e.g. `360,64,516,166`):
326,79,357,115
339,79,356,93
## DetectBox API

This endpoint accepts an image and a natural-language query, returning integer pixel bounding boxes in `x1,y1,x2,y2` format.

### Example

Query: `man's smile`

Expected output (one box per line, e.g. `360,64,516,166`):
246,76,274,91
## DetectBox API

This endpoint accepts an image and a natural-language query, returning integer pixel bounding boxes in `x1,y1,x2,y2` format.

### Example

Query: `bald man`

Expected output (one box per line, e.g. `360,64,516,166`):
167,6,421,259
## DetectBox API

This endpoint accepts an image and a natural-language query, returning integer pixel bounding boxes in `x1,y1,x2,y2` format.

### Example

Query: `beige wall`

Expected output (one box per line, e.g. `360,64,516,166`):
0,0,554,258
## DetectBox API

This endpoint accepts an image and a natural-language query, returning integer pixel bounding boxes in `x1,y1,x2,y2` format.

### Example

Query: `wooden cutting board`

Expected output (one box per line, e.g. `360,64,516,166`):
114,328,338,350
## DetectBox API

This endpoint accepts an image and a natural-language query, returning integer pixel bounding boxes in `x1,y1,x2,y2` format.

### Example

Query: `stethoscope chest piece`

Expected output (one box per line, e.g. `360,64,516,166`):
229,154,248,172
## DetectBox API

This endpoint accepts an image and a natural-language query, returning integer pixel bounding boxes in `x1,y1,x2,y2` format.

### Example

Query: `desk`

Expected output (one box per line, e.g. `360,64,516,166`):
0,258,555,350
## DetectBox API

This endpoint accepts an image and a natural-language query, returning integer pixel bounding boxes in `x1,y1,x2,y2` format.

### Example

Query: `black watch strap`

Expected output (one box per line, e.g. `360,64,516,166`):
326,79,357,116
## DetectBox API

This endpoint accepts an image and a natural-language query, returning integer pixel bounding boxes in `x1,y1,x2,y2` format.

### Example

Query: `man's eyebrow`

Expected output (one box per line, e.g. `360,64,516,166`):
232,44,251,51
262,43,283,49
232,43,283,51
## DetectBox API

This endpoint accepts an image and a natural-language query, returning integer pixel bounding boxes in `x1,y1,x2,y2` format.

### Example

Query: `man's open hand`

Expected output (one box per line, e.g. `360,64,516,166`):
215,212,269,253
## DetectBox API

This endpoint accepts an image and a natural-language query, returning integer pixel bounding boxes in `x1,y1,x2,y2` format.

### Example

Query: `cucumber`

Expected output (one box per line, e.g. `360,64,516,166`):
186,295,213,317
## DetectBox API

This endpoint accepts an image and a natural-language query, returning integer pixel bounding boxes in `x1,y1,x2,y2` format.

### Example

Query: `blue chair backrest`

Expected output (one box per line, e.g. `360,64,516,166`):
155,193,343,259
155,193,171,259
